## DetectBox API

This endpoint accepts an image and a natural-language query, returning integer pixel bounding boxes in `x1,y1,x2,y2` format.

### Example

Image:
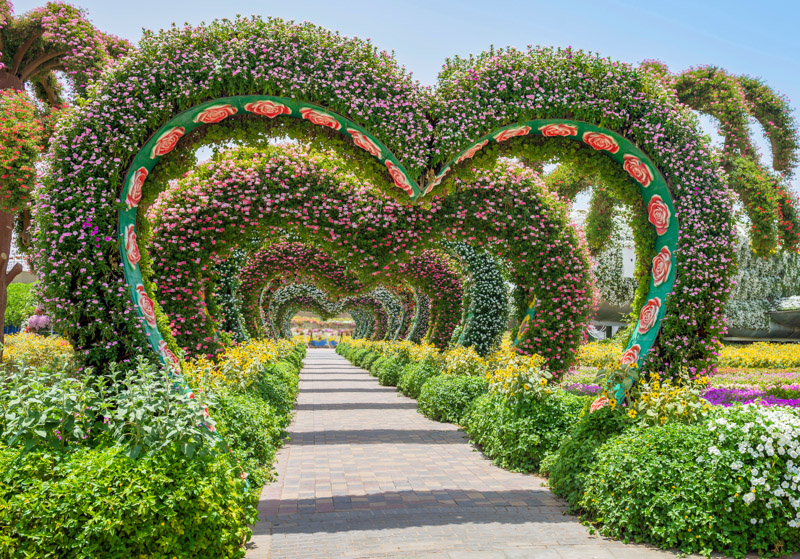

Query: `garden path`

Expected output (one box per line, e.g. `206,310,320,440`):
246,349,696,559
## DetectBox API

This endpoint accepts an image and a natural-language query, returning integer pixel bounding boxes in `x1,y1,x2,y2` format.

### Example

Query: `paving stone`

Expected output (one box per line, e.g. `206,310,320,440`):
245,350,793,559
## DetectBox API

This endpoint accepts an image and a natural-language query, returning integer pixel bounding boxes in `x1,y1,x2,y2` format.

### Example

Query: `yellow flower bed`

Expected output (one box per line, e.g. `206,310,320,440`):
1,333,74,368
718,342,800,369
578,340,624,368
183,338,299,392
579,339,800,371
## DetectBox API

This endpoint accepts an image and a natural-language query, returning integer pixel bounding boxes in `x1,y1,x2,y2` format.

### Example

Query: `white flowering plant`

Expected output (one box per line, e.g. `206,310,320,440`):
581,405,800,557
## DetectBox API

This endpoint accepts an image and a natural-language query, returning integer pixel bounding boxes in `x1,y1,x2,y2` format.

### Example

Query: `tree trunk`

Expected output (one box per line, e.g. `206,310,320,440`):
0,210,23,359
0,72,26,360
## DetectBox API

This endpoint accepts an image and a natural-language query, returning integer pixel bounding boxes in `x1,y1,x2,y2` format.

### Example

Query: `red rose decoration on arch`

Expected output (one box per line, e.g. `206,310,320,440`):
538,123,577,137
623,154,654,187
244,100,291,118
582,131,619,154
647,195,671,235
385,160,414,196
637,297,662,334
300,107,341,130
456,140,488,164
193,104,237,124
347,128,382,158
126,167,147,209
158,340,180,370
620,344,641,366
494,125,531,143
651,246,672,287
136,284,158,328
590,396,609,413
150,127,185,159
124,224,140,267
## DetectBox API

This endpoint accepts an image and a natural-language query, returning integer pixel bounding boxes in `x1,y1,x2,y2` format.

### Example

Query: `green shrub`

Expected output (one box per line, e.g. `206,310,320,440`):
214,390,284,488
397,359,440,399
418,375,487,423
250,360,299,422
369,356,386,376
0,358,217,459
580,406,800,557
376,358,405,386
463,391,584,472
542,404,629,506
350,348,369,367
0,444,255,558
360,351,380,370
4,283,36,328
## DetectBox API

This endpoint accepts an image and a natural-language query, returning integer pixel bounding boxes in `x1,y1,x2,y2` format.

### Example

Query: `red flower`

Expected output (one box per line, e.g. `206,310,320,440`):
582,131,619,154
456,140,488,164
538,123,578,137
651,246,672,287
126,167,147,209
590,396,609,413
193,104,237,124
136,284,157,328
124,224,140,267
300,107,341,130
637,297,662,334
150,127,185,158
385,160,414,196
244,100,291,118
347,128,382,157
620,344,641,366
647,195,671,235
623,154,654,187
493,125,531,142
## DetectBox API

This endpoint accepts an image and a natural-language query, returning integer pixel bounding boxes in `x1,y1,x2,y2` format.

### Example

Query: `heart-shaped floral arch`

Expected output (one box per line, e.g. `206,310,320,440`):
146,145,590,372
35,16,734,382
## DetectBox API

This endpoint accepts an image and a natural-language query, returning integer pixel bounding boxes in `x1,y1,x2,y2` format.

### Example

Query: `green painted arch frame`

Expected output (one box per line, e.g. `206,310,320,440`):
119,96,677,375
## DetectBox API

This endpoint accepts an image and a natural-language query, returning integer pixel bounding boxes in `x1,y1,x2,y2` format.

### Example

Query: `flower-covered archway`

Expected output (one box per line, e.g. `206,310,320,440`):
144,145,590,371
36,16,736,382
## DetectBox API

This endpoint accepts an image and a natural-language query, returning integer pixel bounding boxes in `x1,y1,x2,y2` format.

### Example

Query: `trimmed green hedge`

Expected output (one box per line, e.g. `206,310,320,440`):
397,359,440,399
0,344,304,557
463,391,585,472
0,445,255,558
418,375,487,424
541,403,629,507
376,358,405,386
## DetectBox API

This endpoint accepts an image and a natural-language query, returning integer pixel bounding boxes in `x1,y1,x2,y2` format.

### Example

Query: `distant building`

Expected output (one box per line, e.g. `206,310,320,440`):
9,237,35,284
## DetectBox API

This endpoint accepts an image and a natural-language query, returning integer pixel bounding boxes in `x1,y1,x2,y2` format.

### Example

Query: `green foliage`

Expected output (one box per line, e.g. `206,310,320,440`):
580,407,800,557
369,356,386,375
418,375,487,424
250,362,299,422
4,283,36,328
376,358,405,386
100,359,219,460
397,359,440,399
0,444,255,559
463,391,584,472
360,351,380,371
542,405,629,507
213,390,284,488
0,358,218,459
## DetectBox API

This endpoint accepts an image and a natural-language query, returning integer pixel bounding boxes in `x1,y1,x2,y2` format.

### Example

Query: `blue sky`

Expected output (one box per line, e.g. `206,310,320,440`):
14,0,800,194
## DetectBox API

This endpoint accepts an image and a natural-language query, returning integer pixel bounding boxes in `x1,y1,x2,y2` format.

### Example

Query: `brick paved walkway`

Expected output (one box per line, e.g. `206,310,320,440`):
245,350,699,558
